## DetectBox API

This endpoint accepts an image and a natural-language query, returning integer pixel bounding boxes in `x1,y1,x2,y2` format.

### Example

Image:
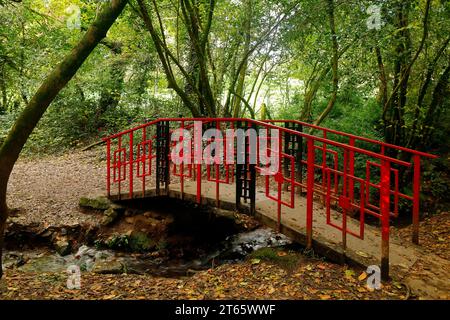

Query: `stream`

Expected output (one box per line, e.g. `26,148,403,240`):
3,227,292,277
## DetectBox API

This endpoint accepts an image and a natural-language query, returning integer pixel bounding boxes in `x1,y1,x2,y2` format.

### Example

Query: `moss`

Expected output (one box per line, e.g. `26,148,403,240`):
79,196,111,210
129,232,155,252
249,247,301,270
101,207,119,226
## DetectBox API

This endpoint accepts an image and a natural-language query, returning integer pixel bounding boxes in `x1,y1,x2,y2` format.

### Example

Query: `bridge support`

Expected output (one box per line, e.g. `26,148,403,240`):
156,121,170,195
235,121,256,215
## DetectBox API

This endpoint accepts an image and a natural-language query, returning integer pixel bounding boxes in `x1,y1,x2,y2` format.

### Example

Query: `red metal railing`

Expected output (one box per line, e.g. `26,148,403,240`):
263,119,437,245
103,118,437,279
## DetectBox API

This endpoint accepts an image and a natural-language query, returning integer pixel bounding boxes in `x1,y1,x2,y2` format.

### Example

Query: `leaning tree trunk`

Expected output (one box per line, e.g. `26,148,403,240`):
0,0,128,279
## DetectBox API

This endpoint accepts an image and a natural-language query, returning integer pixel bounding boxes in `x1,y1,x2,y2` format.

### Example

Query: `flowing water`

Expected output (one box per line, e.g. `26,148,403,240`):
3,227,292,277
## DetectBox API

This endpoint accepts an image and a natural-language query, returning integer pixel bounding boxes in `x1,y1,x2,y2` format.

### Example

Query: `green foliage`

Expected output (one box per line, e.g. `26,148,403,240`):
105,234,129,250
129,232,155,252
421,156,450,212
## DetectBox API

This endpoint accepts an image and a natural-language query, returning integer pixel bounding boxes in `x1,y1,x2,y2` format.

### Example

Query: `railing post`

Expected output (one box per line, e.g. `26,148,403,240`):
283,126,289,192
348,137,355,202
194,121,202,204
106,139,111,197
164,123,170,195
129,132,134,198
156,121,170,196
141,127,146,198
118,136,122,199
306,138,315,249
180,121,185,200
321,131,327,202
216,121,220,207
277,131,283,229
156,124,161,196
412,155,421,245
342,150,348,254
297,124,303,194
380,159,391,280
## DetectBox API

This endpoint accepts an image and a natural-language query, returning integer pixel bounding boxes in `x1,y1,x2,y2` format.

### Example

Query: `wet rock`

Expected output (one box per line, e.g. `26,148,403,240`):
19,254,67,273
94,250,113,261
39,229,55,240
79,196,111,210
74,245,97,259
65,245,115,272
54,238,71,256
92,259,124,274
2,252,25,269
218,228,292,260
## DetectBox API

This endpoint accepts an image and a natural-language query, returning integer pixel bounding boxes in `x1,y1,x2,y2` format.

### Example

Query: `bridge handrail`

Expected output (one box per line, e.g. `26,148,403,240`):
103,117,412,167
263,119,437,160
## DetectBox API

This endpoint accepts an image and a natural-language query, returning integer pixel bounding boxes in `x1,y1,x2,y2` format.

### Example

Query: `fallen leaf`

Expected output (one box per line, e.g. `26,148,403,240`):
356,251,370,258
358,272,367,281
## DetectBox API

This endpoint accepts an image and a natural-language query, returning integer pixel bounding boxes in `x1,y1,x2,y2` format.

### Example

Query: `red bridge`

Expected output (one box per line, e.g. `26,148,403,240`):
102,118,437,279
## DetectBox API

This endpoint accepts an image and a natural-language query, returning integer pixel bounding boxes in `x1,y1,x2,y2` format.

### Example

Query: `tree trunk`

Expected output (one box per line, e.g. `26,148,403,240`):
0,63,7,113
314,0,339,126
0,0,128,279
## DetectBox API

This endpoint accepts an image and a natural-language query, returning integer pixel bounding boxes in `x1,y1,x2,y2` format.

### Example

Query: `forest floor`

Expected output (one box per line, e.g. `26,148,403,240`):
1,148,449,300
1,259,407,300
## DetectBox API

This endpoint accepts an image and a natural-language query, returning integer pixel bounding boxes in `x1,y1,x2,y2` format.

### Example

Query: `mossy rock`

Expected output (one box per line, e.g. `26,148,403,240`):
55,239,71,256
101,206,122,226
101,232,155,252
92,259,124,274
79,196,111,210
129,231,156,252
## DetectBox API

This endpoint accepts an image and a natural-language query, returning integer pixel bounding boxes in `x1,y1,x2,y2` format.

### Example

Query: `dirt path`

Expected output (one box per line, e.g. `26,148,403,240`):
7,149,106,228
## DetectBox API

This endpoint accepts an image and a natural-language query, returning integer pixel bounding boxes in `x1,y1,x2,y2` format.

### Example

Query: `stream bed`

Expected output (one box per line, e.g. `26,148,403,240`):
3,227,292,277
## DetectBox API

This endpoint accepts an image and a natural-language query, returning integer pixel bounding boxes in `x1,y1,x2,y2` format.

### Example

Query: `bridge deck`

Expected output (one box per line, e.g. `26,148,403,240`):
110,181,420,276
